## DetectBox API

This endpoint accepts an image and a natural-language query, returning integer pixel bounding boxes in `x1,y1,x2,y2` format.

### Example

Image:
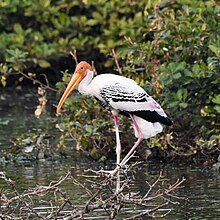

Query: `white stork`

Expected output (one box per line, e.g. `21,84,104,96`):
57,61,172,176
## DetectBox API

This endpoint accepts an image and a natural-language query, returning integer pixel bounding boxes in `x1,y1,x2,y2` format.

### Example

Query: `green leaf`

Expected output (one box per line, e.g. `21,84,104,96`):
173,72,181,79
177,89,183,101
87,19,98,26
176,62,186,71
208,45,218,54
214,105,220,113
85,126,93,134
180,102,188,108
38,59,51,68
212,95,220,104
92,12,103,21
13,23,22,33
0,76,7,87
192,64,200,75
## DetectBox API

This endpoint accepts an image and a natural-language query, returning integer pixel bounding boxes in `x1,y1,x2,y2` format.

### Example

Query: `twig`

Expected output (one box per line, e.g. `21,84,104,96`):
8,171,71,203
18,71,57,92
14,190,46,220
70,50,78,65
111,49,122,74
91,61,97,75
69,175,93,197
84,179,109,212
0,172,15,187
142,171,163,201
123,202,170,220
0,165,186,220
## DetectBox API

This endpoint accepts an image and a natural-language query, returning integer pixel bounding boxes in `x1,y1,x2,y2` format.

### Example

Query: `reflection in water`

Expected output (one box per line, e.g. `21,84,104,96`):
0,88,220,219
0,88,59,151
1,161,220,219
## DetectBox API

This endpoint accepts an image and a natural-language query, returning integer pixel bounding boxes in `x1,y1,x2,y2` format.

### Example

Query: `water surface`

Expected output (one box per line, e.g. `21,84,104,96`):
0,88,219,219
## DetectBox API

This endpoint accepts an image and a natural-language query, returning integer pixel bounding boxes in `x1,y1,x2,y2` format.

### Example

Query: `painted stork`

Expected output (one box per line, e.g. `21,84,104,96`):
57,61,172,175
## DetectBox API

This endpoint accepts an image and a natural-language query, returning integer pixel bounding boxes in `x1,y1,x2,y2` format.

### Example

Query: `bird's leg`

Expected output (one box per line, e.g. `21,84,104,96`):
112,112,121,166
119,114,143,167
98,114,143,177
97,112,122,177
112,112,121,193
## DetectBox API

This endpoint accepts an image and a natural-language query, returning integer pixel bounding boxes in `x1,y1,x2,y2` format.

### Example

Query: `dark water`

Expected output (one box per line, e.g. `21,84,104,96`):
0,88,219,219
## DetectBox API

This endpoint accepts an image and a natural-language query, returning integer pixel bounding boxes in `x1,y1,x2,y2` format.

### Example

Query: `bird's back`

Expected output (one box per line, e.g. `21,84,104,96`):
89,73,172,138
92,73,144,92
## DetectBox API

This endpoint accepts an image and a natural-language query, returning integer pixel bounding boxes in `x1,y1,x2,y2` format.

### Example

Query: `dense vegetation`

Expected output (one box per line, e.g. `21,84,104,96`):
0,0,219,162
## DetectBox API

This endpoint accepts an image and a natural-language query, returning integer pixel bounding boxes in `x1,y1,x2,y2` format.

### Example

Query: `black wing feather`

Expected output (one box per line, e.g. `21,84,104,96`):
98,85,172,126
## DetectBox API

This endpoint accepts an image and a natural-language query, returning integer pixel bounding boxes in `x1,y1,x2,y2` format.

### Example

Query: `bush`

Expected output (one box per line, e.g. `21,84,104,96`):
1,0,219,161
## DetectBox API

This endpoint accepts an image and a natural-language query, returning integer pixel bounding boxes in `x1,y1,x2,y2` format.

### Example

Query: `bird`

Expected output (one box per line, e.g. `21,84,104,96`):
56,61,172,176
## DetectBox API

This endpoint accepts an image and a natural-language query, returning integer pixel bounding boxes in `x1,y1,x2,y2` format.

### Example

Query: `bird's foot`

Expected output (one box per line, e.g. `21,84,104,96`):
97,164,123,177
84,168,118,177
85,165,123,178
97,168,118,177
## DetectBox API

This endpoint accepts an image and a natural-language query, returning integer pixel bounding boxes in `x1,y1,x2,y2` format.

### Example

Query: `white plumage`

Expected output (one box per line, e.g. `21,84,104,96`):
79,70,169,139
133,116,163,139
57,61,172,175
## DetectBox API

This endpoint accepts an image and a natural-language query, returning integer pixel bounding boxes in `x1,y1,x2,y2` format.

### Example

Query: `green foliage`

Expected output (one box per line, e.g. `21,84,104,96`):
56,72,134,160
1,131,56,163
55,0,220,160
155,1,220,141
56,76,115,160
1,0,219,159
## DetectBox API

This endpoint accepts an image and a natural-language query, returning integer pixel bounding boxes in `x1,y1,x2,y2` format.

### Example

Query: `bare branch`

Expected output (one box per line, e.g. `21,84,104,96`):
70,50,78,65
111,49,122,74
18,71,57,92
0,165,186,220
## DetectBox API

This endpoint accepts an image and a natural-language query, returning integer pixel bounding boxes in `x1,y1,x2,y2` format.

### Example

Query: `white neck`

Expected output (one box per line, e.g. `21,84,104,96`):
78,70,94,95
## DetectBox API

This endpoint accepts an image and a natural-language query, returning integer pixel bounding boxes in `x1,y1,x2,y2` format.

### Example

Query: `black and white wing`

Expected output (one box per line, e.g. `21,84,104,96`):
91,74,172,126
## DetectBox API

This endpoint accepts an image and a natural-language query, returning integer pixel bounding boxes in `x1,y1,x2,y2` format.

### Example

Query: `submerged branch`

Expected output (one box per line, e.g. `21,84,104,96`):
0,165,186,219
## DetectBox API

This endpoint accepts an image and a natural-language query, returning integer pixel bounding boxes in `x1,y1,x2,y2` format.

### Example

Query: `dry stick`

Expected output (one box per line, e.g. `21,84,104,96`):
8,171,71,203
141,177,186,202
82,172,180,218
112,49,122,74
3,173,71,219
159,209,172,217
18,71,57,92
84,178,111,211
61,175,182,218
91,60,98,75
142,171,163,201
49,188,72,219
45,200,55,219
41,73,50,88
184,198,190,220
49,171,72,187
14,191,46,220
67,176,126,218
166,192,185,201
69,176,93,197
54,200,70,220
70,50,97,75
70,50,78,65
101,179,130,213
1,165,186,220
119,177,186,219
0,172,16,187
84,186,104,212
124,202,170,220
0,214,14,220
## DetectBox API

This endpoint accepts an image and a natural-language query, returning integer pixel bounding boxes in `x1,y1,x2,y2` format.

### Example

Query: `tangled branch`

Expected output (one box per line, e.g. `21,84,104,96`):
0,165,187,219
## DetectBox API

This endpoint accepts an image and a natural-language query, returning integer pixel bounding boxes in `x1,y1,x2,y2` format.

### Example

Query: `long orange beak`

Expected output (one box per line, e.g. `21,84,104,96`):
56,72,83,114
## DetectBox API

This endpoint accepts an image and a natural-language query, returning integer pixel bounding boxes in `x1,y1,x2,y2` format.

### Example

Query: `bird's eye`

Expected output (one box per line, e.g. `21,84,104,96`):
81,67,84,69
